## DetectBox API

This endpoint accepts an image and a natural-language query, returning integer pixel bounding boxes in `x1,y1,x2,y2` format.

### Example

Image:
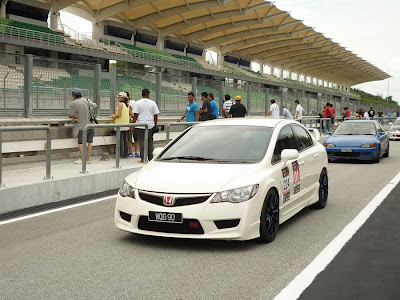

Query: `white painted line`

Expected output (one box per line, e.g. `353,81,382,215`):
274,170,400,300
0,195,116,226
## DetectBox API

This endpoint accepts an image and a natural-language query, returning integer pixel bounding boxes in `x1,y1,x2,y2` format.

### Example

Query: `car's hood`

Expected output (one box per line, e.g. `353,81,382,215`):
326,135,378,147
390,125,400,130
127,161,257,193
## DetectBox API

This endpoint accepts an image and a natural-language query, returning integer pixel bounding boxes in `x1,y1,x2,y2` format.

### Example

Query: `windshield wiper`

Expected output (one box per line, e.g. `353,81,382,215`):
159,156,219,161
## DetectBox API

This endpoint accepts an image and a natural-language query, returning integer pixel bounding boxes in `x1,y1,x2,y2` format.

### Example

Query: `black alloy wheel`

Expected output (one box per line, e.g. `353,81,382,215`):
374,146,381,163
313,169,328,209
383,144,389,158
259,189,279,243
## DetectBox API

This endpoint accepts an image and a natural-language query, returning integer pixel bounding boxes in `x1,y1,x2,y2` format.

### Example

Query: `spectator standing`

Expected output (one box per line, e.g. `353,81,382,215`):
228,95,247,118
127,92,140,158
112,92,130,159
265,99,280,118
322,103,333,134
199,92,211,121
294,100,303,122
132,89,159,163
208,93,219,119
178,92,199,122
282,106,293,119
68,88,97,164
330,103,336,131
222,94,233,118
368,107,375,119
363,110,370,120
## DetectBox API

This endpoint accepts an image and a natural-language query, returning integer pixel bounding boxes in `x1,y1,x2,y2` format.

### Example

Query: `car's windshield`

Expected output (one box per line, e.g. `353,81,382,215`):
158,125,273,163
334,122,377,135
394,119,400,126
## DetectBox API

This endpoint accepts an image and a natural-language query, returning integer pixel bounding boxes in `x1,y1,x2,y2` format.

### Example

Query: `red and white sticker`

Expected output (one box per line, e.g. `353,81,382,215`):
292,160,301,194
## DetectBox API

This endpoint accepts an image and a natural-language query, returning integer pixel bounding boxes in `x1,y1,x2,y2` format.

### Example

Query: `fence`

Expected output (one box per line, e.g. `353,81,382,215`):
0,125,51,186
0,52,396,118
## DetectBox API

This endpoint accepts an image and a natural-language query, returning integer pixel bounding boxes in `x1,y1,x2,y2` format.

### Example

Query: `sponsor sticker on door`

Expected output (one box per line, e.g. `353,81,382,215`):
282,166,290,203
292,160,301,194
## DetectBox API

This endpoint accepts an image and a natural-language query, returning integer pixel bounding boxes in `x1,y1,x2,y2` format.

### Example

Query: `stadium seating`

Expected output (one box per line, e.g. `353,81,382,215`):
0,18,65,44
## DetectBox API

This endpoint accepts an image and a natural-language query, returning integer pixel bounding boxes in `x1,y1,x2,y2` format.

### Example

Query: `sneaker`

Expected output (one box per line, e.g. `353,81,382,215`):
128,153,133,157
137,159,143,163
87,161,91,164
74,159,82,164
135,152,140,158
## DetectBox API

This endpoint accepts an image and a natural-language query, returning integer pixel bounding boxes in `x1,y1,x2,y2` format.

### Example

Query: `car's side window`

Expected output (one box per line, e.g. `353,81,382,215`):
376,123,384,133
272,126,297,164
291,125,314,152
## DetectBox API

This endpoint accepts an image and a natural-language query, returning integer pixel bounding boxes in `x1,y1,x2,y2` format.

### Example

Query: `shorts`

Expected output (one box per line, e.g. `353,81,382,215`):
78,129,95,144
130,128,138,142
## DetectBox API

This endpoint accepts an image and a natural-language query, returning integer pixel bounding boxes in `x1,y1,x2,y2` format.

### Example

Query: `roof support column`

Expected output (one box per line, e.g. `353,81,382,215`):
1,0,7,19
92,22,102,41
49,4,59,31
156,36,164,51
217,51,224,68
280,68,284,79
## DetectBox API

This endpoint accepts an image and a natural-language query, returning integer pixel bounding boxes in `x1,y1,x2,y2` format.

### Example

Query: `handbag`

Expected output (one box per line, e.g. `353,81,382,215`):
152,125,159,134
87,98,99,124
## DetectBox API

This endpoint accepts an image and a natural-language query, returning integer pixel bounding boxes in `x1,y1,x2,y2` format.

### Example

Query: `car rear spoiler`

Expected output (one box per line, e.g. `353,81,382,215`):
308,128,321,141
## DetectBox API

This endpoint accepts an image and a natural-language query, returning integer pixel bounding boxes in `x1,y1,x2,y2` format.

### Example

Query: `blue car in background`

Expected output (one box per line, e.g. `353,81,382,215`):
324,120,389,163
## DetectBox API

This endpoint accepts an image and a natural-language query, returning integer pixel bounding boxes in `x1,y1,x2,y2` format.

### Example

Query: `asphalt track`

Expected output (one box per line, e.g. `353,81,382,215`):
1,142,400,300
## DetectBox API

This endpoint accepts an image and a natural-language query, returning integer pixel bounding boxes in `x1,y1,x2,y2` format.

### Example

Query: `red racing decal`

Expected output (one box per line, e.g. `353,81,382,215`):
292,160,300,194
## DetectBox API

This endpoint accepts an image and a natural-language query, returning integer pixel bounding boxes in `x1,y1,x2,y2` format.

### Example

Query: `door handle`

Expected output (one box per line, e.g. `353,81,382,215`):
299,160,305,166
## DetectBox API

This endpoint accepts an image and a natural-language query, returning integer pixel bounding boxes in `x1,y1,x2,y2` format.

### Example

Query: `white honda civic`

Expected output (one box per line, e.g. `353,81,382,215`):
115,118,328,243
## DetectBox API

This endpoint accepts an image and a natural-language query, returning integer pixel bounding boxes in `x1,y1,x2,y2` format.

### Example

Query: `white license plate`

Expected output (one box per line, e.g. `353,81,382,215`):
341,149,353,152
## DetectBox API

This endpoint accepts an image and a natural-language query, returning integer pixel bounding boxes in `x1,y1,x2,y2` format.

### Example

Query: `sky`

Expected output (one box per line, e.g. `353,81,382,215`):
60,1,399,102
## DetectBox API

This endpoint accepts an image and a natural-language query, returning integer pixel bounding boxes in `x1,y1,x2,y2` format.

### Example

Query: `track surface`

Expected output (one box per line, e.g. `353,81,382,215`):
1,142,400,300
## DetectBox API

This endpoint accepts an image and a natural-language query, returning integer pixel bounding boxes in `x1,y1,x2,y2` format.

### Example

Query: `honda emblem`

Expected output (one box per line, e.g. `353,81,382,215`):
163,196,176,206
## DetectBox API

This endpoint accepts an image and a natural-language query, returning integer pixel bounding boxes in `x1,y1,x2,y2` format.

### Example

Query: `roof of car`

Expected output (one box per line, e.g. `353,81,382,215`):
342,120,379,123
196,117,287,127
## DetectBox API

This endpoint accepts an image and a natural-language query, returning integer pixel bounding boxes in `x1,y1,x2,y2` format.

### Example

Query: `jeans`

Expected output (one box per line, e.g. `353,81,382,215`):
119,130,129,158
323,119,331,134
136,128,154,161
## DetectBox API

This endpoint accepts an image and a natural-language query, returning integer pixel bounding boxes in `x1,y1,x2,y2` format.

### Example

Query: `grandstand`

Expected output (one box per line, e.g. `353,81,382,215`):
0,0,393,118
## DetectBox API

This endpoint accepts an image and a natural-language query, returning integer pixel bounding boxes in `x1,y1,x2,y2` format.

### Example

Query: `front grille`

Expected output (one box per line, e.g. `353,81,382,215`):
138,216,204,234
328,151,360,158
138,191,211,207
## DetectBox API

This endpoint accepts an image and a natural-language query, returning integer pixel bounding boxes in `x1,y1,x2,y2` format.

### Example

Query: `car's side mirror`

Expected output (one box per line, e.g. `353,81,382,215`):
378,132,386,136
327,132,332,136
153,147,164,157
281,149,299,163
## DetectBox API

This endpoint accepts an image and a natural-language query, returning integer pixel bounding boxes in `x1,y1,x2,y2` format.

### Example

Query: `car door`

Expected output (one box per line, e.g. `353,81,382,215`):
291,125,320,204
271,125,300,215
376,123,389,153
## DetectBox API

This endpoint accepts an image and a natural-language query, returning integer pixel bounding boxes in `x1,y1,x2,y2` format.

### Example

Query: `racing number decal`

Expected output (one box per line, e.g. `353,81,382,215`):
281,167,290,203
292,160,300,194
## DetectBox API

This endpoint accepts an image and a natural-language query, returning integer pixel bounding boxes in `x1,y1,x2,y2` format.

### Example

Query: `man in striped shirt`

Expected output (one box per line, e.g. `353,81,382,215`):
222,94,233,118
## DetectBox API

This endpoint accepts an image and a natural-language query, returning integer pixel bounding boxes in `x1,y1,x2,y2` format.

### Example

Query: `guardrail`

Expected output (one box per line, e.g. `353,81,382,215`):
80,123,149,173
0,125,51,187
165,122,200,144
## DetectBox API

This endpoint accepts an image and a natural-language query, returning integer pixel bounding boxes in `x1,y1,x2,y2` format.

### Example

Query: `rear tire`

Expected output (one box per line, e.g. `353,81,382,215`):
259,189,279,243
313,169,328,209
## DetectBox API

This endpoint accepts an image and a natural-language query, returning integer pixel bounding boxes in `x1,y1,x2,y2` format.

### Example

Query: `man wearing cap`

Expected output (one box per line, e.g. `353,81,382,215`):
228,96,247,118
68,88,97,164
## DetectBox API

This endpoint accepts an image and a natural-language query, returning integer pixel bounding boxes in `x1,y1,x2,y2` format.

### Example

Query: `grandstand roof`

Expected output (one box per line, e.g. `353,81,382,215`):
47,0,390,86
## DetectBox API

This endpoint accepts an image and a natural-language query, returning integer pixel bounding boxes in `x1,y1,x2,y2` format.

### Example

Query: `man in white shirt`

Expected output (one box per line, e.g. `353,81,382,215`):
294,100,304,123
265,99,280,118
222,94,233,118
282,106,293,119
132,88,160,162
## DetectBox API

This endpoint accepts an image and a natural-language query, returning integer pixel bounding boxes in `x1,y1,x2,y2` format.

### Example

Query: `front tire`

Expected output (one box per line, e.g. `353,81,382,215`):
259,189,279,243
383,144,389,158
313,169,328,209
374,146,381,163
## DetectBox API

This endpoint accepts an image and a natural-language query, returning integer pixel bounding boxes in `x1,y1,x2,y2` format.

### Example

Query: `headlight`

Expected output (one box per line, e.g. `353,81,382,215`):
360,144,376,148
119,181,135,198
324,143,335,148
211,184,259,204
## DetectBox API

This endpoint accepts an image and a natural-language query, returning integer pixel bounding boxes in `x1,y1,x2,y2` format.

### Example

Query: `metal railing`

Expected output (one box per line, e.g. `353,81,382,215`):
165,122,200,144
0,125,51,187
80,123,149,173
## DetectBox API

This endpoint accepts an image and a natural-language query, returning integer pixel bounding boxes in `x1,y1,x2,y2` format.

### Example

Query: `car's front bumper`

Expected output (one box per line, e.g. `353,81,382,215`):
388,131,400,140
114,192,262,241
326,147,378,160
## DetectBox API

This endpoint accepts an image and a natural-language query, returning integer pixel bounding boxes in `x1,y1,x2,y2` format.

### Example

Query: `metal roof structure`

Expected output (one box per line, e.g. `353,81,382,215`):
44,0,390,86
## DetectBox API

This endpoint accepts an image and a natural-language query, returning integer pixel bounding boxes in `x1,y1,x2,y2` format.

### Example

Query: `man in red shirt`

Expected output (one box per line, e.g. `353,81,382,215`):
323,103,333,134
330,103,336,131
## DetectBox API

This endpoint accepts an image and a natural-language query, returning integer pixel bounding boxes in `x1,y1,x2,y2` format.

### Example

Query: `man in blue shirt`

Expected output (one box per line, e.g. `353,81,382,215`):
208,93,219,119
178,92,199,122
